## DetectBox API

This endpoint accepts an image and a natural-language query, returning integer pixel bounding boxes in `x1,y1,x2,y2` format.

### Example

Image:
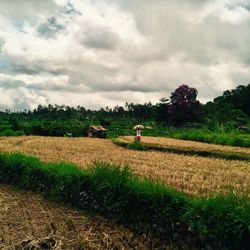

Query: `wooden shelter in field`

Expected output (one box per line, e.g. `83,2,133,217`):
88,125,107,138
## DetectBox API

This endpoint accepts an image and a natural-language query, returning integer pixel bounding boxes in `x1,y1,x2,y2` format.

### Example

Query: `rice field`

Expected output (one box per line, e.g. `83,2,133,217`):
120,136,250,155
0,136,249,197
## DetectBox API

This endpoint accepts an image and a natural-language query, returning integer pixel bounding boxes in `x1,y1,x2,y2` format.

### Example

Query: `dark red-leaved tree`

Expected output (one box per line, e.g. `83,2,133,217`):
168,85,202,126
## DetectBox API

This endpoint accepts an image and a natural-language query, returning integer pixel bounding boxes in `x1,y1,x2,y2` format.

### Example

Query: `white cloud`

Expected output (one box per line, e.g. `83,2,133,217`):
0,0,250,111
221,5,250,24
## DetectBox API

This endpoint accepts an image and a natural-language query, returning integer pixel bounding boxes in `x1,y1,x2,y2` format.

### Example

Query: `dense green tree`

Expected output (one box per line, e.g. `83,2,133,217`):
213,84,250,115
168,85,202,126
155,98,169,124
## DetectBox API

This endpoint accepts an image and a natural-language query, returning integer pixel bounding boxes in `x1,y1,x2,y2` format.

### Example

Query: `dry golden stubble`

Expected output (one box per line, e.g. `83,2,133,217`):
120,136,250,155
0,136,249,196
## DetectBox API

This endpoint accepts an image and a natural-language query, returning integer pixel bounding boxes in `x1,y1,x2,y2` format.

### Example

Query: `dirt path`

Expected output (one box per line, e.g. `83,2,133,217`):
0,185,175,250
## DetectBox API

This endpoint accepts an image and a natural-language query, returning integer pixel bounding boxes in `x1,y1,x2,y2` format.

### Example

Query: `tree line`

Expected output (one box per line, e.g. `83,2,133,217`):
0,84,249,137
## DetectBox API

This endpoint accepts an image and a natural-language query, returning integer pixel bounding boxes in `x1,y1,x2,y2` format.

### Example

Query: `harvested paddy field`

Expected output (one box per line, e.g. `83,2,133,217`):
0,185,173,250
120,136,250,155
0,136,249,196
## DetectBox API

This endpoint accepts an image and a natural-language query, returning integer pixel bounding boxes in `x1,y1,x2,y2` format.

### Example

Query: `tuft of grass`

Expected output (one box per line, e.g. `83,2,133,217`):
112,139,148,151
184,194,250,249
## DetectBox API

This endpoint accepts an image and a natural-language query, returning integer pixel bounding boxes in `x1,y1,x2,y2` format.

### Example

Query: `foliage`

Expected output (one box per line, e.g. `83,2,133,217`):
168,85,202,126
0,152,249,249
203,104,249,130
212,84,250,115
155,98,169,124
0,84,249,140
0,129,25,137
173,130,250,148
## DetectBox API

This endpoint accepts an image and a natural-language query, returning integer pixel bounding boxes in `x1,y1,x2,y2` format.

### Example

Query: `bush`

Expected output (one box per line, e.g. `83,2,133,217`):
0,129,25,137
0,124,12,132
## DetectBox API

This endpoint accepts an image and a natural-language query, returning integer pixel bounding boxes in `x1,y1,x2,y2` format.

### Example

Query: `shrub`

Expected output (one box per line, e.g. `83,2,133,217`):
0,129,25,137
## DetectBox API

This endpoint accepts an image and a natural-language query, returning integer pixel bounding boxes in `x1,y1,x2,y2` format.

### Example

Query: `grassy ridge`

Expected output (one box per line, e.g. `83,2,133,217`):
113,139,250,162
173,130,250,148
0,152,249,249
107,125,250,148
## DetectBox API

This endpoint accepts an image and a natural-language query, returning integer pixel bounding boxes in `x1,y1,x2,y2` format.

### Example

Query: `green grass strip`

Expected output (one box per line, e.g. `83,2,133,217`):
0,152,249,249
113,139,250,162
172,131,250,148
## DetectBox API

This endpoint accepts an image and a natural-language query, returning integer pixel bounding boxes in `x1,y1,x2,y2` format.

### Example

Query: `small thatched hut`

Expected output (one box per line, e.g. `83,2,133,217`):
88,125,107,138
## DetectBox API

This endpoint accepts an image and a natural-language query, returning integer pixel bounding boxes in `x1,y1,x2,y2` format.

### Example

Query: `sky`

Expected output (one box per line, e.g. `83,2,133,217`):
0,0,250,111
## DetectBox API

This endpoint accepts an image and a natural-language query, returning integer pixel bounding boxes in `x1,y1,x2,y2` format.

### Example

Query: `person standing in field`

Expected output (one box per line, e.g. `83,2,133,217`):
136,129,141,141
134,125,144,142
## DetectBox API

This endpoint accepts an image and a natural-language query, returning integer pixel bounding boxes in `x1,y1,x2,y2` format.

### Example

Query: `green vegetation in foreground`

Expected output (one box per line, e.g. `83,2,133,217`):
112,138,250,161
0,152,249,249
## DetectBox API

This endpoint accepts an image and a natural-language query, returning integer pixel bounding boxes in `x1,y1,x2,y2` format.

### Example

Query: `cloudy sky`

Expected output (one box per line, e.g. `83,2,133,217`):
0,0,250,111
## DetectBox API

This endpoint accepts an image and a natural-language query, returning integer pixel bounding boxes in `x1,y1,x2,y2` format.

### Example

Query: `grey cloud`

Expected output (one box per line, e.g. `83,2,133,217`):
0,72,88,94
0,38,4,53
0,77,26,89
99,91,166,106
227,1,250,10
37,17,64,39
230,71,250,86
13,96,34,111
115,0,250,66
0,0,60,24
0,75,74,93
12,90,48,112
0,103,10,111
86,81,157,93
65,1,81,15
7,62,44,75
80,26,120,50
4,55,62,75
0,78,46,111
26,81,88,93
